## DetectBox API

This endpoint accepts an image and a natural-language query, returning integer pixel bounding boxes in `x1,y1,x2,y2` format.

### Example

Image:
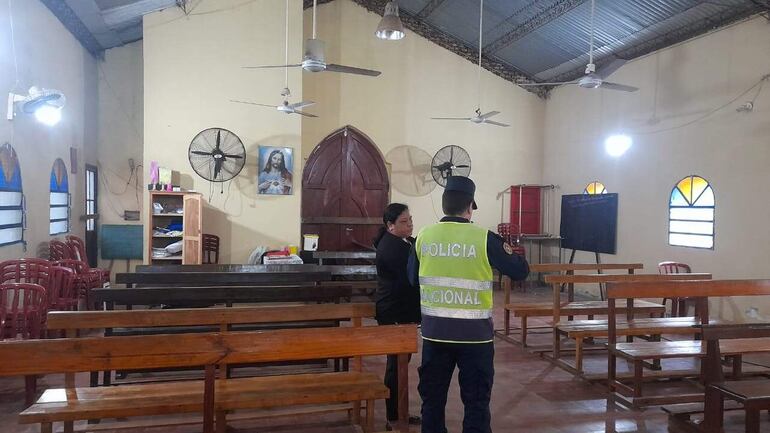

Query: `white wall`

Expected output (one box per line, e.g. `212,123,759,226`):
302,0,546,233
143,0,304,263
0,0,97,260
96,41,144,272
543,16,770,318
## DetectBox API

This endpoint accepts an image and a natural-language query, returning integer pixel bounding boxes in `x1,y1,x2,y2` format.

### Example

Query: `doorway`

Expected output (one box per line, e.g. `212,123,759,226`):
85,165,98,267
301,126,389,251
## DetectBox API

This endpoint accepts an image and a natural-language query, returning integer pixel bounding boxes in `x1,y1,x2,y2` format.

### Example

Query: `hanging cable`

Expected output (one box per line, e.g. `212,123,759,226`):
284,0,289,89
477,0,483,111
588,0,595,67
313,0,318,39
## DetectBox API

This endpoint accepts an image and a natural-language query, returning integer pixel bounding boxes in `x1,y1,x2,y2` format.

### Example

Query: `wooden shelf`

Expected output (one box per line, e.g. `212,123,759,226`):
148,191,202,265
152,256,183,261
152,213,184,217
153,235,182,239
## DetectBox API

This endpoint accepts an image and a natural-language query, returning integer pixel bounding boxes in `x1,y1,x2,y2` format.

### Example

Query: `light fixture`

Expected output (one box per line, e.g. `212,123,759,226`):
604,134,632,157
375,1,405,40
7,86,65,126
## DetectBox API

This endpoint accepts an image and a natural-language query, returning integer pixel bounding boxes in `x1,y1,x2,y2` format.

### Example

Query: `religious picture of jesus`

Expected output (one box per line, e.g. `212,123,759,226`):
258,146,294,195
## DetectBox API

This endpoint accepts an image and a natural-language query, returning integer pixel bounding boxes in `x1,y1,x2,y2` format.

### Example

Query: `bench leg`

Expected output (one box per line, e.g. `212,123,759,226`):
25,375,37,407
365,399,375,433
521,316,528,347
504,308,510,336
216,409,227,433
733,355,743,378
746,408,760,433
633,361,643,398
40,423,52,433
575,338,583,375
702,386,724,433
64,421,74,433
350,400,361,425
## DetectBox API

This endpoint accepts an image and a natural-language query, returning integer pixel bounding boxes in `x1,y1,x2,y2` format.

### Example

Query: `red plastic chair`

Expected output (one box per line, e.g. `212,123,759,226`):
0,258,52,287
53,259,101,310
203,234,220,264
0,282,48,405
658,261,693,317
47,266,77,312
66,235,110,286
49,240,74,261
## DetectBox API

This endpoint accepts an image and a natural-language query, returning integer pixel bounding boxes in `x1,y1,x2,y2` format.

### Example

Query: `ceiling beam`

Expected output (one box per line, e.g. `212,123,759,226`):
314,0,547,97
484,0,586,55
39,0,104,57
417,0,447,20
545,3,763,85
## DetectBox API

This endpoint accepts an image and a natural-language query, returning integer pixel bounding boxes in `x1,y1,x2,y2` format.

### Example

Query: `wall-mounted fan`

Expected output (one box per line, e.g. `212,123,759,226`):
431,145,471,187
188,128,246,184
387,145,436,197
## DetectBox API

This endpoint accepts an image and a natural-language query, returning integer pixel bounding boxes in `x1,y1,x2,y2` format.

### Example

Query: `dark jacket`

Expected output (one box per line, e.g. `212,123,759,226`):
375,231,421,324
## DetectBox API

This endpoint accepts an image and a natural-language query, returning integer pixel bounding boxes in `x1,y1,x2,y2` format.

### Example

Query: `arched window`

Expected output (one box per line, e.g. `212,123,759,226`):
0,143,25,246
50,158,70,235
669,175,714,249
583,181,607,195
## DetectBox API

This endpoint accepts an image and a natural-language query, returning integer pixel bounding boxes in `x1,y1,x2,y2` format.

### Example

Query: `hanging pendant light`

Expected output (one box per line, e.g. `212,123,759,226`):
375,1,405,40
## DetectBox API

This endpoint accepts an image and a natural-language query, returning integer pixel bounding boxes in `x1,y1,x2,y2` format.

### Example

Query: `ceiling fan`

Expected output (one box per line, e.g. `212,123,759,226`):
232,0,317,117
518,0,638,92
242,0,381,77
430,0,509,127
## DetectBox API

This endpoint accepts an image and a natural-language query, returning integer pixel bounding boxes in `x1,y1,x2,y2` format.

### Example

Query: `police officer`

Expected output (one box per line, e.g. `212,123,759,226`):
408,176,528,433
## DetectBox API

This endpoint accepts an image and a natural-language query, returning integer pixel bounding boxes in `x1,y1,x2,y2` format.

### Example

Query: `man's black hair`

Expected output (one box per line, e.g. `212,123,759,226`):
442,190,473,216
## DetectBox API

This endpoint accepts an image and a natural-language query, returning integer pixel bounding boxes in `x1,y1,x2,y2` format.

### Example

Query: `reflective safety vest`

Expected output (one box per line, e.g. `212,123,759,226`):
415,221,494,343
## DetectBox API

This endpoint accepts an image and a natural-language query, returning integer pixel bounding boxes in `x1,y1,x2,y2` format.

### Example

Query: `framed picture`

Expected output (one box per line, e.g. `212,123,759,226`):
258,146,294,195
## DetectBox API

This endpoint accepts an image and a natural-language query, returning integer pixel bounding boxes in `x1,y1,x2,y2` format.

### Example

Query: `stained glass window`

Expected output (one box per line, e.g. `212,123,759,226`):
669,175,714,249
0,143,25,246
50,158,70,235
583,181,607,195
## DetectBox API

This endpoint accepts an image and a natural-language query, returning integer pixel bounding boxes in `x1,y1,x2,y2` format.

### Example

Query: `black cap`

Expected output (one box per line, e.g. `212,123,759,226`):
444,176,478,210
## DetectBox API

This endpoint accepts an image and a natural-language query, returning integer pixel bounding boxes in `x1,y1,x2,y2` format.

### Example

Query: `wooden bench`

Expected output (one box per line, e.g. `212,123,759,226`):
548,273,711,375
134,263,377,278
497,263,643,346
47,303,375,386
115,270,333,288
92,284,353,310
607,279,770,408
313,251,376,265
1,324,418,433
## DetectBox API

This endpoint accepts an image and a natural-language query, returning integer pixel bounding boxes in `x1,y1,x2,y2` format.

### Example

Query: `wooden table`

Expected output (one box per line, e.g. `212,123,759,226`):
313,251,376,265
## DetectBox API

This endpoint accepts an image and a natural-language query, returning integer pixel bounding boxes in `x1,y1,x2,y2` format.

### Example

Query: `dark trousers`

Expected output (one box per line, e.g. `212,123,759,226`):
378,318,413,421
418,339,494,433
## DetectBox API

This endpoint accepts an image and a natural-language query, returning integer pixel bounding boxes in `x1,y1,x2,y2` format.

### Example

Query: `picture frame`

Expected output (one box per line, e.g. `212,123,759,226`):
257,146,294,195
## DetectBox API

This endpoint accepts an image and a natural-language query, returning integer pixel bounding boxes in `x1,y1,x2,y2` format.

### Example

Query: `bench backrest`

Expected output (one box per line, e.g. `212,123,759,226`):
115,271,333,287
607,279,770,299
133,264,376,277
92,285,352,307
0,324,417,376
545,273,711,285
700,323,770,384
530,263,643,273
47,303,375,331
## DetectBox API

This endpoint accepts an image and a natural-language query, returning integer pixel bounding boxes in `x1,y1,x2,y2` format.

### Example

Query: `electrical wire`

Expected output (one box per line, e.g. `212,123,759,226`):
636,73,770,135
477,0,483,111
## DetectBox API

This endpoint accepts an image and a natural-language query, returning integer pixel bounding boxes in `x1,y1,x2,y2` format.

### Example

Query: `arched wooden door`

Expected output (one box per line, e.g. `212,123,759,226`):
302,126,389,251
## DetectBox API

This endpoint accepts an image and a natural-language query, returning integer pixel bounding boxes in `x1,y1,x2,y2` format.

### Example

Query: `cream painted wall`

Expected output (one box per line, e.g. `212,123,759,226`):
143,0,304,263
96,41,144,273
543,16,770,318
0,0,97,260
302,0,546,233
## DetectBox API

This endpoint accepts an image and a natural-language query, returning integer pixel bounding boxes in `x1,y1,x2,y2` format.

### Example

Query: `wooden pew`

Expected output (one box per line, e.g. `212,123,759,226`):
313,251,376,265
92,285,353,310
497,263,643,346
548,273,711,374
607,279,770,408
48,303,374,385
0,325,418,433
115,270,333,288
134,263,377,278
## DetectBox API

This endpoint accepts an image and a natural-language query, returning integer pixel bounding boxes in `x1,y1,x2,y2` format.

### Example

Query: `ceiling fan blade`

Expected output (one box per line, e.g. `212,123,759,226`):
223,154,244,159
478,111,500,119
517,81,579,86
485,120,510,127
242,64,302,69
597,57,627,80
191,151,212,156
230,100,277,108
599,81,639,92
288,100,315,109
430,117,473,120
294,110,318,118
325,63,381,76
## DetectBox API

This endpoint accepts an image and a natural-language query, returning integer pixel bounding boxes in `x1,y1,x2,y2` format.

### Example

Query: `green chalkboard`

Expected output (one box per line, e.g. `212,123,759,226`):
101,224,144,260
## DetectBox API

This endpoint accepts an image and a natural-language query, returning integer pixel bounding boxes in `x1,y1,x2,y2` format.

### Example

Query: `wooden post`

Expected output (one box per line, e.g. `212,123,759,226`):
397,353,409,433
607,296,617,392
203,364,215,433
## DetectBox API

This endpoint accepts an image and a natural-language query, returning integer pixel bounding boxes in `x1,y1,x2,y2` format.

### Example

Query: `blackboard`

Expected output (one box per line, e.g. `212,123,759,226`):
101,224,143,260
559,193,618,254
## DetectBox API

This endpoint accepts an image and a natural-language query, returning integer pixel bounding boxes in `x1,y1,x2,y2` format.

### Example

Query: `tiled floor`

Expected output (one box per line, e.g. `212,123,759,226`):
0,286,765,432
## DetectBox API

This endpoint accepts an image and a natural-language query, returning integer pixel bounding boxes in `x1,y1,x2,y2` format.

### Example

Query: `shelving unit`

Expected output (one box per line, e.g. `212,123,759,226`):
147,191,202,265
